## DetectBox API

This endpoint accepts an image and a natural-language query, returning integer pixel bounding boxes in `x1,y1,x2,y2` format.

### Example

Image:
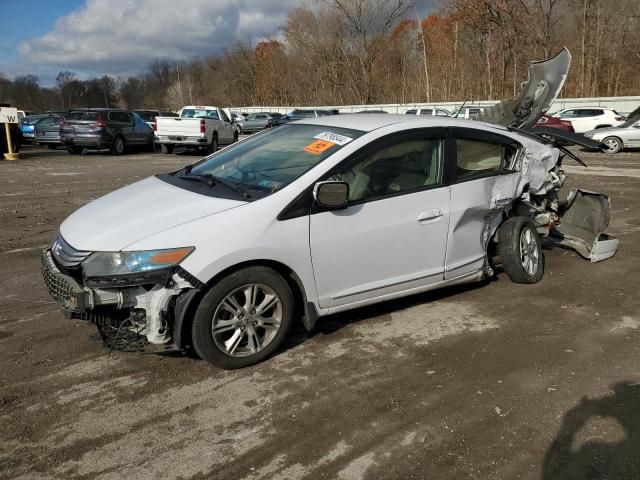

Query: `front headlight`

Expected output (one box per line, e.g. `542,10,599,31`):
82,247,194,277
584,132,594,138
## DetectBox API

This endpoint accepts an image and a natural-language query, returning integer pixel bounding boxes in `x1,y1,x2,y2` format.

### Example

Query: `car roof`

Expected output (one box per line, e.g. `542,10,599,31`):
68,108,127,112
559,106,610,110
294,113,510,133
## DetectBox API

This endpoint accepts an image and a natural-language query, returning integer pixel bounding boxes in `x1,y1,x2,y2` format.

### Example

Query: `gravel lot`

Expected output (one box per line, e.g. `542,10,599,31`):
1,144,639,480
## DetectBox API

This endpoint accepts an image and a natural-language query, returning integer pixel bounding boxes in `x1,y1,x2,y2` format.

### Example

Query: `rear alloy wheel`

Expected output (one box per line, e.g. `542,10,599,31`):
160,144,174,154
498,217,544,284
191,267,293,369
602,136,622,154
111,136,125,155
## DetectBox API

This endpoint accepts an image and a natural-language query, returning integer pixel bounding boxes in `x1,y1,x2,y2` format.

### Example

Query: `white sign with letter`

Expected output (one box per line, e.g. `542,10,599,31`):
0,107,19,124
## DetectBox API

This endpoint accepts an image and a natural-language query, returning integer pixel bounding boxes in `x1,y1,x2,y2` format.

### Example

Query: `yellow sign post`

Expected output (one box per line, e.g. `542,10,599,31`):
1,107,19,161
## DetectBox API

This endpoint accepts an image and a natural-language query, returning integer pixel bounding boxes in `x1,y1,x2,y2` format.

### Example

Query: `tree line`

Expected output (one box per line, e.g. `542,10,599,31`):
1,0,638,113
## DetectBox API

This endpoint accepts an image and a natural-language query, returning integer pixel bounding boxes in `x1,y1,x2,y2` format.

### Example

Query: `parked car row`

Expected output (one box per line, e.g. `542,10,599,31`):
16,101,640,156
16,108,178,154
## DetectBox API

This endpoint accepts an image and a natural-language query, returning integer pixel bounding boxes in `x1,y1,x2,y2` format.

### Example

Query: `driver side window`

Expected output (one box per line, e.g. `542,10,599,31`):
331,136,443,203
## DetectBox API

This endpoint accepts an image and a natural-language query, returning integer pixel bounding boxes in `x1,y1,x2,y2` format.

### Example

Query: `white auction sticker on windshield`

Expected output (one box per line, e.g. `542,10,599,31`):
313,132,353,146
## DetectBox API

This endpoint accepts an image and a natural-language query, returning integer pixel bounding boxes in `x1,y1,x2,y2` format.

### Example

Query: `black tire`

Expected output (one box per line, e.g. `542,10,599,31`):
233,131,239,142
191,266,294,369
602,136,622,154
47,144,57,149
498,217,544,284
160,143,173,154
67,146,83,154
111,136,125,155
207,136,218,154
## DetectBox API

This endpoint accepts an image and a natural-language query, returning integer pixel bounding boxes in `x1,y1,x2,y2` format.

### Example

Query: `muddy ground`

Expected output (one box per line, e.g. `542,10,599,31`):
0,144,639,480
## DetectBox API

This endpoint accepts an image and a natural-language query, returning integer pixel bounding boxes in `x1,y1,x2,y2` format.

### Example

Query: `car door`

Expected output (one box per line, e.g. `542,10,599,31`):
309,129,450,308
132,112,153,144
445,127,521,280
243,114,259,131
218,109,234,144
628,120,640,147
113,111,136,143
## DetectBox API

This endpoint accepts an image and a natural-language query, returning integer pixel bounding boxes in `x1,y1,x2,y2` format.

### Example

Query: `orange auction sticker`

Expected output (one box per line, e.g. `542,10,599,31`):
303,139,335,154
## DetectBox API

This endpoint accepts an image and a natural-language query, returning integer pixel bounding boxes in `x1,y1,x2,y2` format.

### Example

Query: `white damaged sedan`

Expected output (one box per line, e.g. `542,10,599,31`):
42,49,618,368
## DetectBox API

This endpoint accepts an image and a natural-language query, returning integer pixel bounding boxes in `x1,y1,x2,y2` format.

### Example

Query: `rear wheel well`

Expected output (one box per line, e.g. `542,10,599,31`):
176,260,308,350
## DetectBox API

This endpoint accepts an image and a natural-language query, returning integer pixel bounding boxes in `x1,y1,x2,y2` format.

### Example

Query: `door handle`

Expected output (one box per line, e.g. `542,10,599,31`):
418,209,443,224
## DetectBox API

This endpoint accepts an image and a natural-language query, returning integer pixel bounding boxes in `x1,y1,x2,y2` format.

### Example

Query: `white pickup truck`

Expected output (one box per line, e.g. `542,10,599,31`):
155,106,238,154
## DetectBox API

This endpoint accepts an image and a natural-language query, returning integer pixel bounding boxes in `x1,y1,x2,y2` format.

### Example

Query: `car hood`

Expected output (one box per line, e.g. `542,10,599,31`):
59,176,246,252
479,48,571,128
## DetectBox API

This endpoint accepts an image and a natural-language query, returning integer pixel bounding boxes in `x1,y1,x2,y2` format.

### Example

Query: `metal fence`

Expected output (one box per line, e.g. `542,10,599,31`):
232,96,640,116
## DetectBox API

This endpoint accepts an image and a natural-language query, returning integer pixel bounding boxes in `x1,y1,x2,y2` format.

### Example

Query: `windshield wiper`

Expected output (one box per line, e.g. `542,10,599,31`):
178,166,252,199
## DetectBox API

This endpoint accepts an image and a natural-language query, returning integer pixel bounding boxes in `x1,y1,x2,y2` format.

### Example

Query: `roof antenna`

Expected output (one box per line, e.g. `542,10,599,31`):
451,100,467,118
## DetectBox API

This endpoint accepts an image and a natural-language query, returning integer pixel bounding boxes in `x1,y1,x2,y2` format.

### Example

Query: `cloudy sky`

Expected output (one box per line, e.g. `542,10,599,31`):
0,0,435,86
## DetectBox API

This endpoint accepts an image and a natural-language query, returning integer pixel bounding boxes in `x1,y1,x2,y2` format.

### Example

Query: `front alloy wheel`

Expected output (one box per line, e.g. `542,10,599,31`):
602,136,622,154
212,284,282,357
192,266,293,369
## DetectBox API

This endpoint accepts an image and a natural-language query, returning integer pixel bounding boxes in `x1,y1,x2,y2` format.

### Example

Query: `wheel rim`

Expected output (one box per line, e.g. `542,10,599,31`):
519,227,539,277
211,283,282,357
604,138,619,152
115,138,124,153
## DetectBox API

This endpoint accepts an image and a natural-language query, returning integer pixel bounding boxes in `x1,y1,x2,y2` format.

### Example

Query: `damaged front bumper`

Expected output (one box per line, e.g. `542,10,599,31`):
41,249,197,345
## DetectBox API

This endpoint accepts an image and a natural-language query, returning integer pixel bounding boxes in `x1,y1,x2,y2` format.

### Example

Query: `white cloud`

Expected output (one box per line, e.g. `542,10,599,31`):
19,0,302,77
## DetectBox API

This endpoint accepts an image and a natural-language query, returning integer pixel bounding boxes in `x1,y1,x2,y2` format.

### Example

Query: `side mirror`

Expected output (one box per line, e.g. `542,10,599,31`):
313,181,349,209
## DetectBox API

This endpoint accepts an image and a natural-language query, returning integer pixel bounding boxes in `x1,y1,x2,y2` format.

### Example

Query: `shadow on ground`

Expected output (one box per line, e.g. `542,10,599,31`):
543,381,640,479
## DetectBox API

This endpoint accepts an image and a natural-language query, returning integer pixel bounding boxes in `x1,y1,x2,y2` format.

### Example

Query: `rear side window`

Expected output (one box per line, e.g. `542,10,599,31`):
136,111,157,122
419,110,433,115
405,109,417,114
38,116,59,126
455,139,505,181
66,111,100,121
109,111,132,123
578,109,601,117
181,109,218,119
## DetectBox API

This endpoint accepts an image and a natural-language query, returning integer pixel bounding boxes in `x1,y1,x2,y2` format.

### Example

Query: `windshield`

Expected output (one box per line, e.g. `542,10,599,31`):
187,124,364,195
